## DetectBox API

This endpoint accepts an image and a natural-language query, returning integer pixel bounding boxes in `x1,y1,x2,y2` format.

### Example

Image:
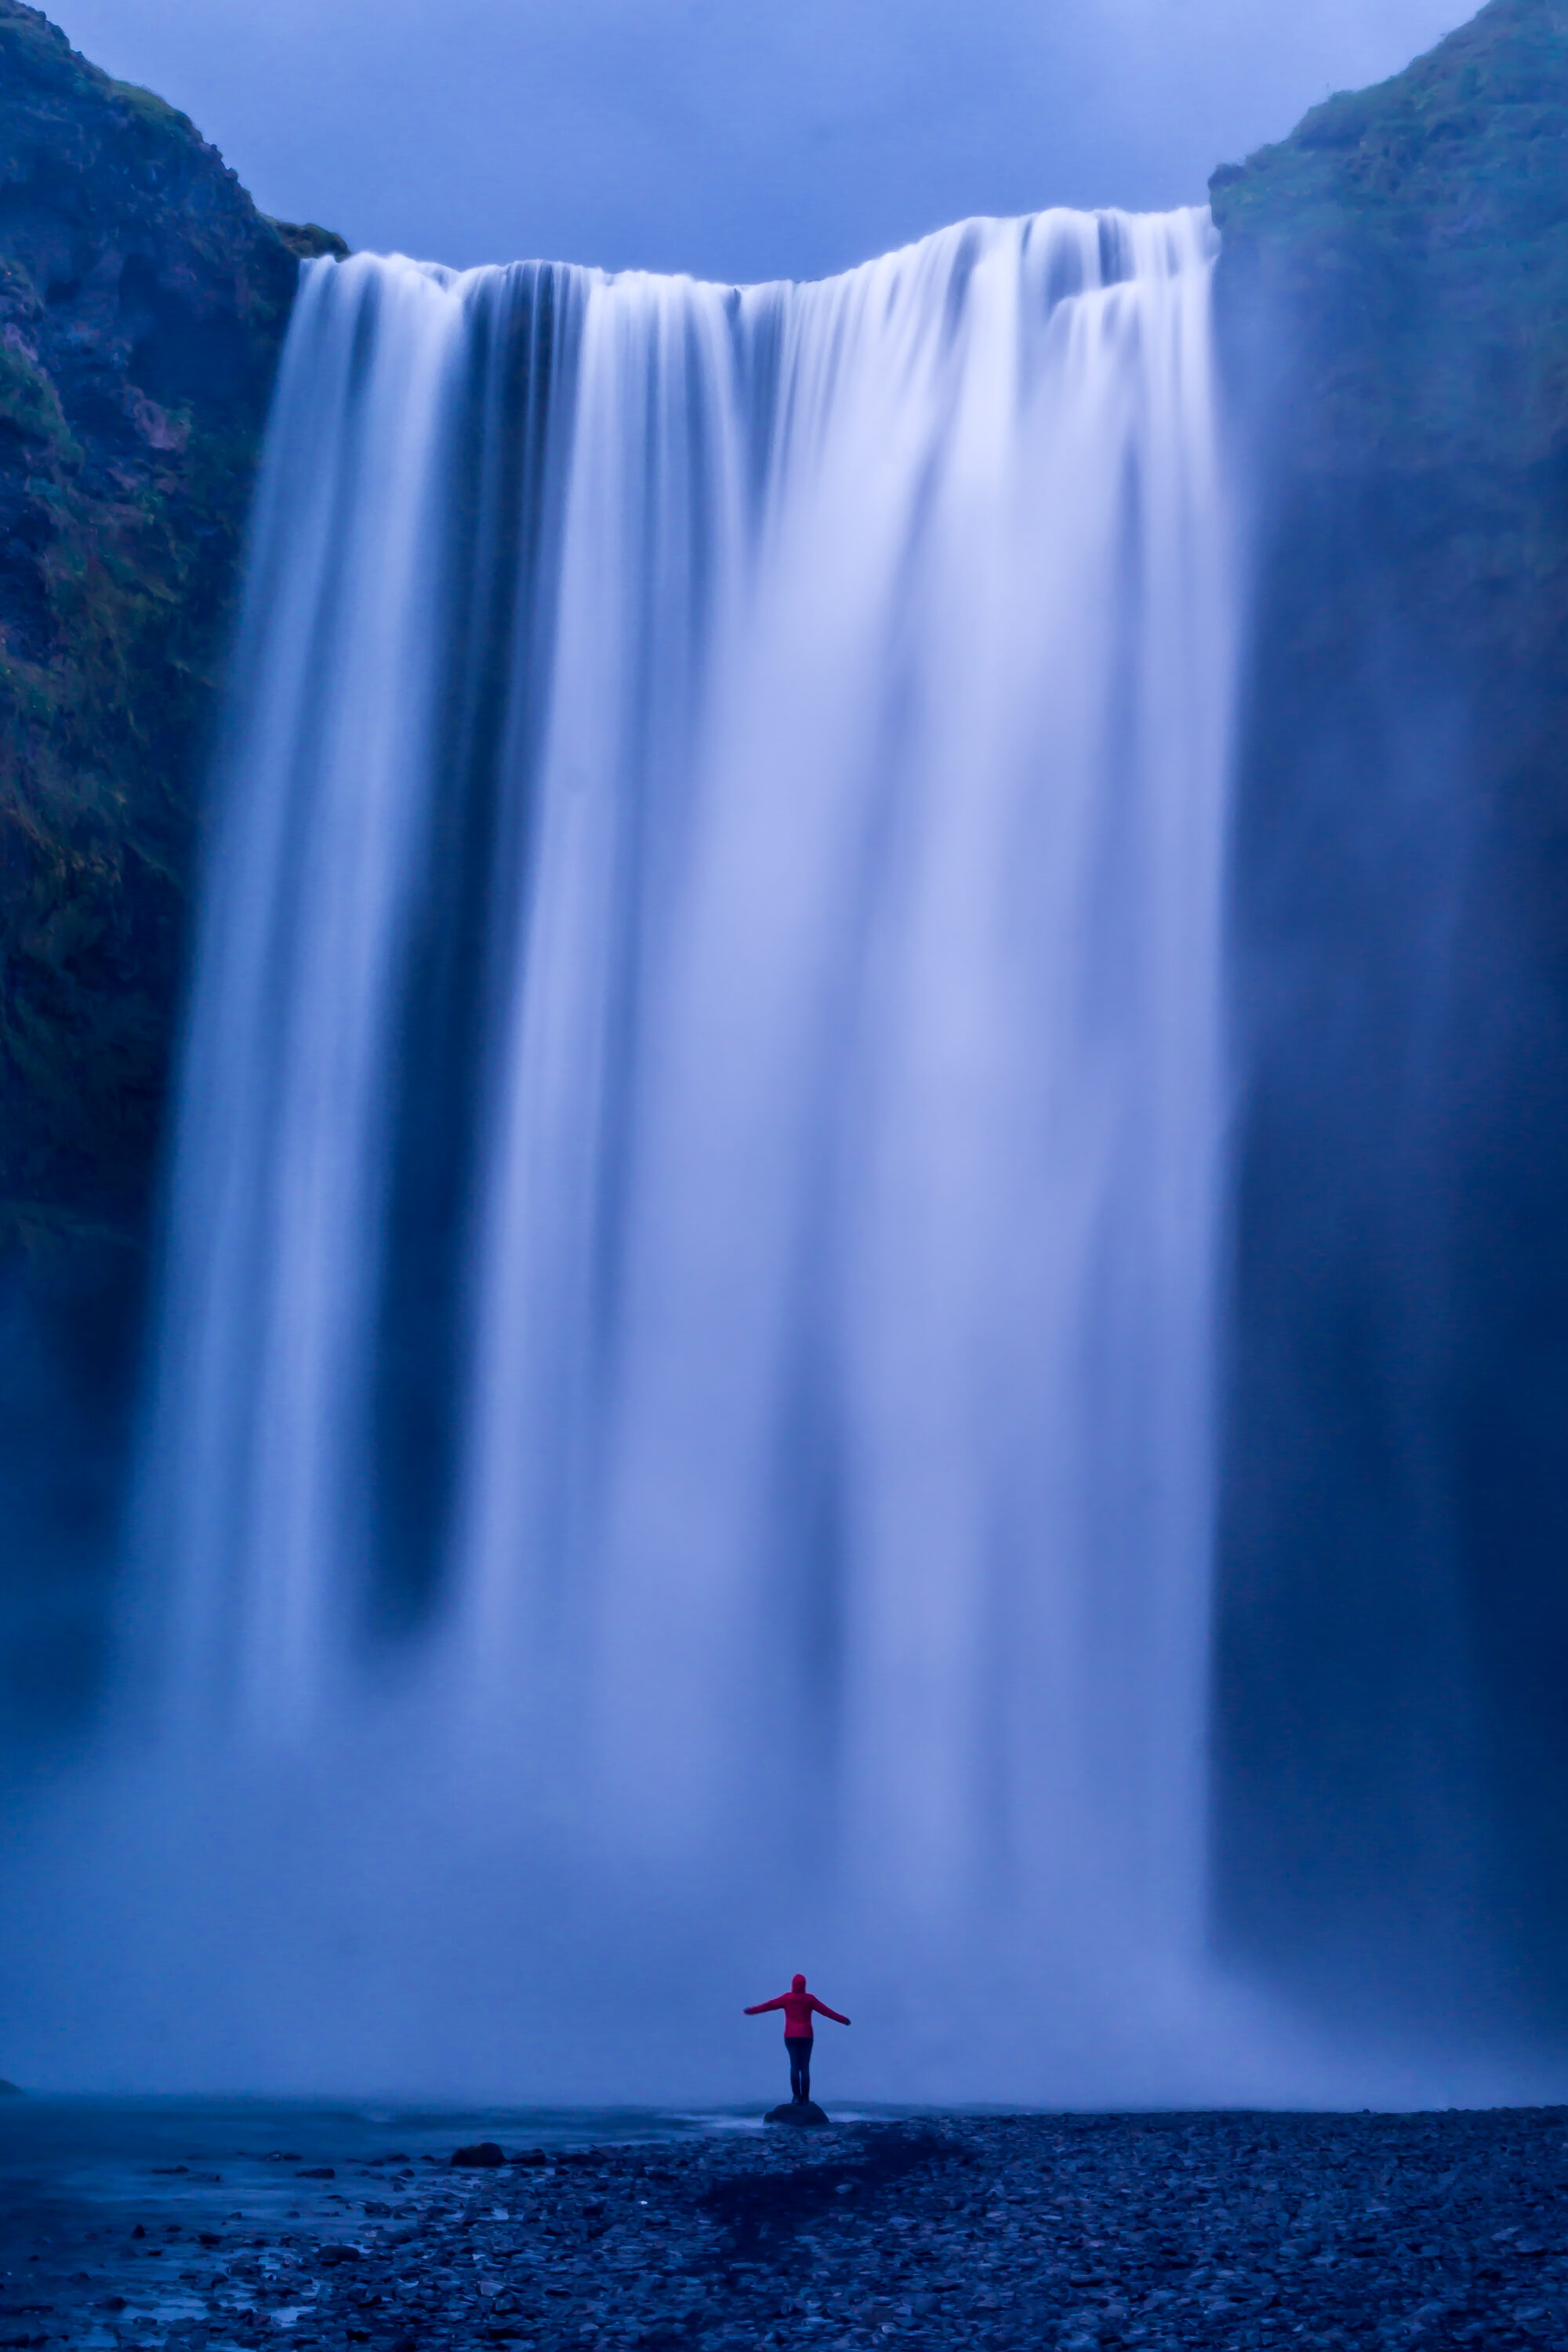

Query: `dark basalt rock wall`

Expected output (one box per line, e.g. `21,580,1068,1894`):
1211,0,1568,2038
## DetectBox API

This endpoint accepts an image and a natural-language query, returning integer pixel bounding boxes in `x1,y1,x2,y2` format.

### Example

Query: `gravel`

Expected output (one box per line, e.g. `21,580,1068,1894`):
7,2108,1568,2352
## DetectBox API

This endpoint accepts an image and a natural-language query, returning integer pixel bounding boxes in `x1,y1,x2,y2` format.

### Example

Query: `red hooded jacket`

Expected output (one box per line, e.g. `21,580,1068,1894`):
745,1974,850,2040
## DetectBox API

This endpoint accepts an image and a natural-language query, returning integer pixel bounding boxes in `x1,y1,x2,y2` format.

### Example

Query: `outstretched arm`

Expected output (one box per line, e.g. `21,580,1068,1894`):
808,1998,851,2025
743,1995,787,2015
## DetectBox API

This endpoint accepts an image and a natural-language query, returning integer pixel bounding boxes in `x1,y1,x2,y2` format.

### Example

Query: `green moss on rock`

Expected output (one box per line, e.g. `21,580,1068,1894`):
0,1,318,1233
0,326,78,458
1211,0,1568,473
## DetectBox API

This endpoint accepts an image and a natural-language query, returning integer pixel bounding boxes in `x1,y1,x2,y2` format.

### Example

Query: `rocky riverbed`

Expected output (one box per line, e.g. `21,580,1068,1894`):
6,2107,1568,2352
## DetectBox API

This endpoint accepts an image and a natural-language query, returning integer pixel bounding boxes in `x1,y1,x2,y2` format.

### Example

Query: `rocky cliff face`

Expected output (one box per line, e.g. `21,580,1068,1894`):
0,5,336,1719
1210,0,1568,2036
0,0,314,1244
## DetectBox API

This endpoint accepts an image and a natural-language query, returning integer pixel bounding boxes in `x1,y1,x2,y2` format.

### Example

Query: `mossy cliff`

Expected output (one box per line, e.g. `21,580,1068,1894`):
1210,0,1568,2033
0,4,343,1710
0,3,347,1249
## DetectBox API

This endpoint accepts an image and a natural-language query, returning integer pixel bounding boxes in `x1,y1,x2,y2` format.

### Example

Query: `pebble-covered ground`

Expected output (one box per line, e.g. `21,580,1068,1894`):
7,2109,1568,2352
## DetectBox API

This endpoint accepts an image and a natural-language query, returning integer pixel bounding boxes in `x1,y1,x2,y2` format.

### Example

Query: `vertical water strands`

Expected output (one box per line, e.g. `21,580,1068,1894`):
368,264,576,1635
129,209,1236,2100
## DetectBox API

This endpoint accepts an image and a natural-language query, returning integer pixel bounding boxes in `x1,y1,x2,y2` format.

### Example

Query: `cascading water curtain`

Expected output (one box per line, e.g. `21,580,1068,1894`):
123,209,1236,2100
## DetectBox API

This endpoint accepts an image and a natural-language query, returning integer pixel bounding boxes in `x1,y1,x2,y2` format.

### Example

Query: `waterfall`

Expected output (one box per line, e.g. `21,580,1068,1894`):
115,207,1236,2100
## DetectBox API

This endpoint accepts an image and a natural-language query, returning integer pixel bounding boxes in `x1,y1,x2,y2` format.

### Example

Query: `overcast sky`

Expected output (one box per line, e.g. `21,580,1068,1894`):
51,0,1471,284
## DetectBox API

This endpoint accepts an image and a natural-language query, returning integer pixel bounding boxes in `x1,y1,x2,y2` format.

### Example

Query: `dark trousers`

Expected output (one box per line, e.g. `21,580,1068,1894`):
786,2036,813,2102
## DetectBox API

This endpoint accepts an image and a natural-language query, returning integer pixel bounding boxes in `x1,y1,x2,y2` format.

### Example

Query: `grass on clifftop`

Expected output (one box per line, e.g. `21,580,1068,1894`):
1210,0,1568,470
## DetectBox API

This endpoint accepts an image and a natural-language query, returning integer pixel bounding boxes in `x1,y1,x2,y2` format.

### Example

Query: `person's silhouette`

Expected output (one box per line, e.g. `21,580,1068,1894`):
744,1973,850,2105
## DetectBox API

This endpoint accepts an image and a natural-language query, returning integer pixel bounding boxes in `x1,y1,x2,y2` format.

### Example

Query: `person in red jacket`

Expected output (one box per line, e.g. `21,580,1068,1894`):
744,1973,851,2105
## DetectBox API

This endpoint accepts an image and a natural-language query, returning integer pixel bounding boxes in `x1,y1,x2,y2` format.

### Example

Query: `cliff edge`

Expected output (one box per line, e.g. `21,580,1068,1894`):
0,5,317,1720
0,1,301,1240
1210,0,1568,2034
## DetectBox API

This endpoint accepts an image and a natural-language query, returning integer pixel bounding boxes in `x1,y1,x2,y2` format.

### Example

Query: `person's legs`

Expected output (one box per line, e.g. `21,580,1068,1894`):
786,2037,813,2103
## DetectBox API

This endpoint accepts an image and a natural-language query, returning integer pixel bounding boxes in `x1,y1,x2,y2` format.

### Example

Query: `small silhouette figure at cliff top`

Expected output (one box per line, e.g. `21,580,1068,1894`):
744,1973,850,2115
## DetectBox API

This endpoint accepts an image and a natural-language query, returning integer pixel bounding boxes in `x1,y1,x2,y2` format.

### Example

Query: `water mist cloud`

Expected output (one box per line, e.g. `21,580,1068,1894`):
49,0,1470,281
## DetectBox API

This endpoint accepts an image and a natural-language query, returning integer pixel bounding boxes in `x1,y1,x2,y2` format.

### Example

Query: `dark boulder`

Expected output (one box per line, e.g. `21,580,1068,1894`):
451,2142,507,2168
764,2102,831,2129
267,218,349,262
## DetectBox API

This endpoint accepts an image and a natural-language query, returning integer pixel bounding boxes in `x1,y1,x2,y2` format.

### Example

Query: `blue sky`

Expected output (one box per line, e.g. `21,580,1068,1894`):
53,0,1471,282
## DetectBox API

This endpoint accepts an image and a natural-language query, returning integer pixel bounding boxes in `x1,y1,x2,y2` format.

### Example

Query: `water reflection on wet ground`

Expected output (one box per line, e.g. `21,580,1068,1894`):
0,2096,712,2350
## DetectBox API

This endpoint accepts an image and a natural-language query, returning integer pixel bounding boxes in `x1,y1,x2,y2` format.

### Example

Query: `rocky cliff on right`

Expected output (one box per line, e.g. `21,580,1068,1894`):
1210,0,1568,2040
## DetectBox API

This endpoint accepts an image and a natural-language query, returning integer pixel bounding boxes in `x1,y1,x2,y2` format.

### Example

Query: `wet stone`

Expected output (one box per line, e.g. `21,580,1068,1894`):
18,2110,1568,2352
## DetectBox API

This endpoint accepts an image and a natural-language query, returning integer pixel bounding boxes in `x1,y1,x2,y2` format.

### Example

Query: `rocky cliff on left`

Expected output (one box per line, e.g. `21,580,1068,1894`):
0,1,319,1245
0,5,335,1717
